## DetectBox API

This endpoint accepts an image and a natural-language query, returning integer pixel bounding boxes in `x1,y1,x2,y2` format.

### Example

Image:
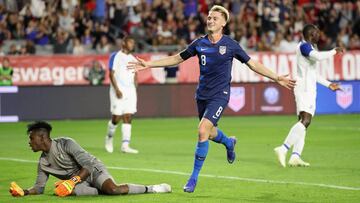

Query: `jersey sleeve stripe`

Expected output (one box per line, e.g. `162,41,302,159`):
108,52,117,70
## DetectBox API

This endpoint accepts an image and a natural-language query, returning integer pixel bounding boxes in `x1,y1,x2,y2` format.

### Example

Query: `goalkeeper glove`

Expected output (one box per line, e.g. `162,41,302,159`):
54,176,81,197
54,180,66,188
9,182,24,197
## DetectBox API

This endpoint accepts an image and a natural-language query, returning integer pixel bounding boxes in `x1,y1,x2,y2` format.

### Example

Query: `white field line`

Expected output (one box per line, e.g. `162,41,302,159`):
1,157,359,191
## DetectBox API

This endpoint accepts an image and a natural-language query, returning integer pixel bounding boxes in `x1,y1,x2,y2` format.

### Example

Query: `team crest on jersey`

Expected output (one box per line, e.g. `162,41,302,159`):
228,87,245,112
336,84,353,109
219,46,226,55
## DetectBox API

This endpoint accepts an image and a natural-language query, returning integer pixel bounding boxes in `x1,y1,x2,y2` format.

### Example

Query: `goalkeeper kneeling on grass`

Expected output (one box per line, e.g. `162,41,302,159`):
9,121,171,197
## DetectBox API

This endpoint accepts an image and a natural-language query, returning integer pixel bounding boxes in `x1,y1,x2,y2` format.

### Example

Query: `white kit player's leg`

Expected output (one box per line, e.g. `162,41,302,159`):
121,123,138,154
292,131,306,157
274,121,306,167
105,121,117,153
290,120,310,167
285,122,306,148
289,154,310,167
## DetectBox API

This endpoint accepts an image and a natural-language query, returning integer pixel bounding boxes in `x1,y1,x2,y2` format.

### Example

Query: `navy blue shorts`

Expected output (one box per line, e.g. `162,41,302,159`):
197,98,228,126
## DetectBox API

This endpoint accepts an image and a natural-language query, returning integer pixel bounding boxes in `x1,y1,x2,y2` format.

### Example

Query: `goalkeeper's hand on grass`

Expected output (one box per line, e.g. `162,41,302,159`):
9,182,25,197
54,176,81,197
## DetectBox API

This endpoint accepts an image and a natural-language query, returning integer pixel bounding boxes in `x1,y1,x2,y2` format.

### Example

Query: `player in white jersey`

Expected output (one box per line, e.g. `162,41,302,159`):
274,24,343,167
105,36,139,154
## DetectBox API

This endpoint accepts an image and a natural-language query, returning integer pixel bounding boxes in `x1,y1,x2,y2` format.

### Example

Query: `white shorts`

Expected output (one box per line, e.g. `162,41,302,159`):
294,90,316,116
110,88,137,115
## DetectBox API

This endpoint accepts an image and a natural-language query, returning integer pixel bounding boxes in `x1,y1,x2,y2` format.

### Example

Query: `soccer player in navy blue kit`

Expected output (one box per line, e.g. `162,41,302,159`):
128,5,296,193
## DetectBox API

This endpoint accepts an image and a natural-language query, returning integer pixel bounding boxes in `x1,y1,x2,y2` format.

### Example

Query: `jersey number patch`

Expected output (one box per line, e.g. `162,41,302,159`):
201,55,206,65
212,106,223,119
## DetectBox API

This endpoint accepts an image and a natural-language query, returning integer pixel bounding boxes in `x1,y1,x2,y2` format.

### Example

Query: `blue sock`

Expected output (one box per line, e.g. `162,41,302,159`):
212,129,232,149
190,140,209,180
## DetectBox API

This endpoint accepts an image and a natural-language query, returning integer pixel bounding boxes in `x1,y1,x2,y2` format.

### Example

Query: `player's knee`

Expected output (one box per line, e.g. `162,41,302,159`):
198,126,207,136
118,184,128,194
301,119,311,128
123,116,132,123
103,184,118,195
111,117,121,125
74,185,98,196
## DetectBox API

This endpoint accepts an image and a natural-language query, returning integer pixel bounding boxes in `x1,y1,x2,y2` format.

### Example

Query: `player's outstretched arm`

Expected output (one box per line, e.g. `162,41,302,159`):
9,182,40,197
246,59,296,90
309,47,344,61
128,53,184,72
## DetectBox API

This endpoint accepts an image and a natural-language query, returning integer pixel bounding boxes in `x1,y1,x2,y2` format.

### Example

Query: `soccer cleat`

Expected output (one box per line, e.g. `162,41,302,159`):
150,183,172,193
274,146,287,167
226,136,237,164
121,146,139,154
288,156,310,167
105,136,113,153
183,178,197,193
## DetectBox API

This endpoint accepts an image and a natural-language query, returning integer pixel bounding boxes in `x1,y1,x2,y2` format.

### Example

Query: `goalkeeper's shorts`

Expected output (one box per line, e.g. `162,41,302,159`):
86,164,114,190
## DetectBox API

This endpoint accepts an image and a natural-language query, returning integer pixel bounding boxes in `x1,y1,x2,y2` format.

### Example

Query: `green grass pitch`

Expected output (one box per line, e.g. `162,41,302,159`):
0,114,359,202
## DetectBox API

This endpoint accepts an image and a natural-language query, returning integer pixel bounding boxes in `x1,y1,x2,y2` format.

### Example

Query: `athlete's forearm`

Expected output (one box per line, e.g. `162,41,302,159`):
316,74,331,87
309,49,336,61
109,71,120,91
77,168,90,181
147,54,183,68
246,59,278,81
24,187,41,195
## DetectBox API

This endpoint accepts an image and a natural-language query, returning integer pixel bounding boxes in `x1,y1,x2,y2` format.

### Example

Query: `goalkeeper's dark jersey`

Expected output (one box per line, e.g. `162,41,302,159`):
33,137,104,193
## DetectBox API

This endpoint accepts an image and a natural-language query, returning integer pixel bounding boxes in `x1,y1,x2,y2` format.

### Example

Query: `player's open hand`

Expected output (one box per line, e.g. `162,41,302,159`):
54,176,81,197
276,74,296,90
127,57,149,72
115,89,123,99
9,182,24,197
329,83,341,91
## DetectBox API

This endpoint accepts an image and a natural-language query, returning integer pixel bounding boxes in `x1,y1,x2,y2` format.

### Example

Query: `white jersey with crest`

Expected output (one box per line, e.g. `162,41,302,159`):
108,50,137,115
109,50,136,91
294,41,336,115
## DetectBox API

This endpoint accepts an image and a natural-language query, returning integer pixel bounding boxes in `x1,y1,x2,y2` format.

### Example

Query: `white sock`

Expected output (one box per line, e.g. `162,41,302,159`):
107,121,117,138
127,184,146,194
283,121,306,150
292,130,306,157
121,123,132,148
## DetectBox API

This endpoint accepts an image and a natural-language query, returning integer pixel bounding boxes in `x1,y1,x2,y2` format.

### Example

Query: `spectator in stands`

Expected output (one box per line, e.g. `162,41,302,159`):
35,23,50,45
53,29,71,54
25,40,36,54
83,60,105,85
61,0,78,13
96,35,111,54
12,21,25,40
58,9,75,33
30,0,46,18
348,34,360,50
93,0,106,23
0,57,13,86
279,32,298,53
8,44,20,55
72,37,85,55
25,19,38,42
82,28,93,46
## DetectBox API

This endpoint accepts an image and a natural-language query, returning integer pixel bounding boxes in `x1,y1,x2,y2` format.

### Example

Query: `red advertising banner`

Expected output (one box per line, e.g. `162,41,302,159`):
5,51,360,86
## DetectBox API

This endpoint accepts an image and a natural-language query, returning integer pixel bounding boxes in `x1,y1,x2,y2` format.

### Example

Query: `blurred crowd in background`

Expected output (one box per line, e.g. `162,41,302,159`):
0,0,359,55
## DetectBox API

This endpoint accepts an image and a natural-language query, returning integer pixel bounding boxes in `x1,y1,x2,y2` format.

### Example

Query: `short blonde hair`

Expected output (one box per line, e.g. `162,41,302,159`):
209,5,230,23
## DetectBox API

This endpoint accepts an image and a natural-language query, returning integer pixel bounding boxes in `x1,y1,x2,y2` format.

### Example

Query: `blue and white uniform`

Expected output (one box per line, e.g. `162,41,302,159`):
294,41,336,116
180,35,250,125
108,50,137,115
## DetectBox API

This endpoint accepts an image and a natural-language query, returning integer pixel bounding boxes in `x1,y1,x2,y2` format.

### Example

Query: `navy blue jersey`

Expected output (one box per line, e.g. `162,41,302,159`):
180,35,250,101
